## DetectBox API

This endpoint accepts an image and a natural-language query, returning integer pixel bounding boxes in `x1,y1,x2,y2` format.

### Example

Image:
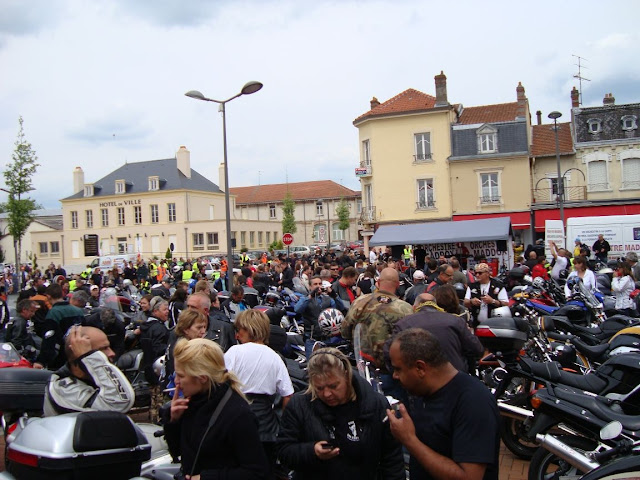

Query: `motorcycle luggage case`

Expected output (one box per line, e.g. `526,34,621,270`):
0,368,52,413
6,411,151,480
475,317,528,352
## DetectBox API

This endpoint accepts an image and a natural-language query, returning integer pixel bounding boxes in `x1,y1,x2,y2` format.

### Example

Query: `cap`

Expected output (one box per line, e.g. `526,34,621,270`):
575,238,581,242
413,270,426,280
474,262,491,273
90,285,99,291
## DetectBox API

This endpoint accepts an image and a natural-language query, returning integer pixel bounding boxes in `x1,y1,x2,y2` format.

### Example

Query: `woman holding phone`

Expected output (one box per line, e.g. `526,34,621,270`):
276,347,403,480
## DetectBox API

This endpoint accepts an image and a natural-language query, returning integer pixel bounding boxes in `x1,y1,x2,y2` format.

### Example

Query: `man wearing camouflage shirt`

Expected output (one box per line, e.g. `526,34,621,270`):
341,268,413,395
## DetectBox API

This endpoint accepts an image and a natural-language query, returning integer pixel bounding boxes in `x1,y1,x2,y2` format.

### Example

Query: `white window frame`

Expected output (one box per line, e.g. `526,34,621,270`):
115,180,125,194
621,115,638,131
168,203,176,222
583,151,611,192
477,125,498,154
192,233,204,250
241,231,246,246
83,185,94,197
618,149,640,190
150,204,159,224
207,232,219,250
316,201,324,216
117,207,125,226
101,208,108,227
587,118,602,134
414,132,432,162
362,139,371,166
50,241,60,254
475,168,503,206
480,172,500,203
332,223,344,241
134,206,142,224
85,210,93,228
39,242,48,254
250,231,255,247
70,211,78,229
269,204,276,219
266,231,271,244
148,176,159,191
258,231,263,245
416,178,435,209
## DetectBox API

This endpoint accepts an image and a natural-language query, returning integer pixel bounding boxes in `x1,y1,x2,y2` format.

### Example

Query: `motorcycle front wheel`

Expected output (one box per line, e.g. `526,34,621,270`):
528,435,597,480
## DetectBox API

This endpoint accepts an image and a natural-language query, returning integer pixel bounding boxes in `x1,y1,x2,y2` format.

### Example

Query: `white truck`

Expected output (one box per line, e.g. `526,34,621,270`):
566,214,640,259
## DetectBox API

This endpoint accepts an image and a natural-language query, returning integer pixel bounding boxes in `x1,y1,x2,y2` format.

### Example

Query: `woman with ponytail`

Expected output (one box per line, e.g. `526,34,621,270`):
164,338,269,480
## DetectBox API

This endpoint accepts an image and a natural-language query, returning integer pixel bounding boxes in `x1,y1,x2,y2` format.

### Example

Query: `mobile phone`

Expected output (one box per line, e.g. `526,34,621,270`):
321,442,336,450
391,402,401,418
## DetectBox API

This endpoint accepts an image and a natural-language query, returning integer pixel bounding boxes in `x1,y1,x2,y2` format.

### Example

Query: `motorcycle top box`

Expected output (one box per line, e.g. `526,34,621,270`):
0,367,52,413
6,411,151,480
475,317,528,353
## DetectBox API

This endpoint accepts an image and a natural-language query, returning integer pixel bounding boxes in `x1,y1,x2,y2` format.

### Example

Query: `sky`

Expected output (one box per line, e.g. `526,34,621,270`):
1,0,639,209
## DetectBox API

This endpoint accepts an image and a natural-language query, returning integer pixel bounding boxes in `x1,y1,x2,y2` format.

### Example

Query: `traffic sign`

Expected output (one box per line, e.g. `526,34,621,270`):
282,233,294,245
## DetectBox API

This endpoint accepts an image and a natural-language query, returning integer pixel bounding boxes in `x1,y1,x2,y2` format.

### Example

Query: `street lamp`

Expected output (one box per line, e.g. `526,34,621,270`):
185,81,263,270
548,111,564,248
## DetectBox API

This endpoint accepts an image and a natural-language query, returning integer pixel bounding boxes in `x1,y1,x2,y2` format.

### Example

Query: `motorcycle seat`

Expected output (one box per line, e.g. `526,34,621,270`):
519,358,607,393
571,337,610,361
554,386,640,432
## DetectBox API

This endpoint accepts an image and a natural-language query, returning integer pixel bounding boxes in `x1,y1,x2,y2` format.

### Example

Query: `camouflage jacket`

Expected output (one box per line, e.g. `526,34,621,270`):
341,290,413,369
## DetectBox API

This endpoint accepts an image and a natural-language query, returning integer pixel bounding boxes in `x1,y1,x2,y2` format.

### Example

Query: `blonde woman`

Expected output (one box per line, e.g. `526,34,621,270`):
276,347,403,480
164,338,269,480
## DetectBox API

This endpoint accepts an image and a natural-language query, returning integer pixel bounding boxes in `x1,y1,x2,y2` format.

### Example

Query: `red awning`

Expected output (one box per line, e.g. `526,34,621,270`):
453,211,531,230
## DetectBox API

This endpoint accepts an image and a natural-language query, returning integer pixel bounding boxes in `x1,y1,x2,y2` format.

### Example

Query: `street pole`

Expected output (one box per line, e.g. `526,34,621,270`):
549,111,565,248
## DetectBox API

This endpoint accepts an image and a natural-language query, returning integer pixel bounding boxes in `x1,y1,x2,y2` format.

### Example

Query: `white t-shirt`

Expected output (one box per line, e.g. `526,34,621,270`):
369,250,377,264
225,342,294,397
465,282,508,323
550,256,568,280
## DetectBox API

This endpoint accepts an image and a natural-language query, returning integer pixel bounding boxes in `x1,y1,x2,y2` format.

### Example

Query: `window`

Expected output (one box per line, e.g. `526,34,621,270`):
362,139,371,166
332,223,344,241
150,204,159,223
85,210,93,228
83,185,94,197
477,125,498,154
313,224,326,243
266,231,271,244
587,160,608,191
587,118,602,134
50,241,60,254
550,177,565,196
168,203,176,222
192,233,204,250
39,242,48,254
209,205,215,220
134,206,142,224
416,179,435,209
356,198,362,213
414,133,432,161
622,115,638,131
269,204,276,219
207,232,219,249
117,207,125,226
101,208,109,227
250,231,255,247
148,176,159,191
258,231,263,245
115,180,125,194
480,173,500,203
117,237,127,254
71,211,78,229
316,201,324,216
621,157,640,189
241,231,246,246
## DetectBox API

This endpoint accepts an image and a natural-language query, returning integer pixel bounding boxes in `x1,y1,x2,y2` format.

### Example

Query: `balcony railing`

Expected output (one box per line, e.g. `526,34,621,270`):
355,163,372,177
360,206,376,223
416,201,435,210
413,153,433,163
480,195,501,204
532,186,587,203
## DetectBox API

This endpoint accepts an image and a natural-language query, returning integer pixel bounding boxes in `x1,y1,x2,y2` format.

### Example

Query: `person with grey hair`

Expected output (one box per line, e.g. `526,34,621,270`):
5,299,38,353
70,289,90,309
626,251,640,281
387,328,499,480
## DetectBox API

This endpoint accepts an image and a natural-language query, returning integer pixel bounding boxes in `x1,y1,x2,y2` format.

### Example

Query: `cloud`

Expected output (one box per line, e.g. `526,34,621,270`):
66,112,153,147
113,0,221,27
0,0,63,42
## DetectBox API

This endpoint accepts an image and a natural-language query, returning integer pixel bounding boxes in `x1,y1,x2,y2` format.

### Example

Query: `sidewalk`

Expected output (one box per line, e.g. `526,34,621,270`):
500,443,529,480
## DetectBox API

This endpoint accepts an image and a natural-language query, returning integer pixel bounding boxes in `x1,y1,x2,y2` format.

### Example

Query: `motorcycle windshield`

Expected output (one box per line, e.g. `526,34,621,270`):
577,280,601,309
0,343,24,363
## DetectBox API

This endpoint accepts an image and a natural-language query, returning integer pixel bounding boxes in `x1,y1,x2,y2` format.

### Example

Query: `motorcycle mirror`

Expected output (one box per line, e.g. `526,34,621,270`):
600,420,623,441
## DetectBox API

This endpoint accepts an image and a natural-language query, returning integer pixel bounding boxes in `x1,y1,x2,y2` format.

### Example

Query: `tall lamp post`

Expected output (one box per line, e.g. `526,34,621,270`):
548,111,564,248
185,81,263,270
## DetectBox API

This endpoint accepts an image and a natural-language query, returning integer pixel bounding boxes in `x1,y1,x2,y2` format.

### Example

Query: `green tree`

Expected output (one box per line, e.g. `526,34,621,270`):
336,197,350,235
165,247,172,260
3,117,40,288
281,193,297,235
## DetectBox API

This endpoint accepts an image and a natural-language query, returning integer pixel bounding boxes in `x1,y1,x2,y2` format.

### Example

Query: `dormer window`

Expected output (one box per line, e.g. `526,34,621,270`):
84,184,94,197
115,180,126,194
621,115,637,131
587,118,602,134
477,125,498,154
148,176,159,191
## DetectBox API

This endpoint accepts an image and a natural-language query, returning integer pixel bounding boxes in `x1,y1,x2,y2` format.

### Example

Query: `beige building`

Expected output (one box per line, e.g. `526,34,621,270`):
230,180,361,247
0,209,63,267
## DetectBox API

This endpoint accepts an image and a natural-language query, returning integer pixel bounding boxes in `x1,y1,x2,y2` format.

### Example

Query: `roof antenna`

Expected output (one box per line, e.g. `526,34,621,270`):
258,170,261,185
572,54,591,106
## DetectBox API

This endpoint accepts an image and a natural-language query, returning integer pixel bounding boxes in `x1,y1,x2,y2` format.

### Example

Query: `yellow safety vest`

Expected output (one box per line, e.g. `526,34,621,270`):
403,248,411,259
69,279,77,292
182,270,193,281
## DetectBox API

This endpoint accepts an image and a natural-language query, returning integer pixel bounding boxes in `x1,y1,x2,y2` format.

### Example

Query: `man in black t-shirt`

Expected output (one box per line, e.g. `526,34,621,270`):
387,329,499,480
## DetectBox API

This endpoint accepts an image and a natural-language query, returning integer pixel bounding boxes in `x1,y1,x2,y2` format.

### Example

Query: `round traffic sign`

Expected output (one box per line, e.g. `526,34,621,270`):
282,233,294,245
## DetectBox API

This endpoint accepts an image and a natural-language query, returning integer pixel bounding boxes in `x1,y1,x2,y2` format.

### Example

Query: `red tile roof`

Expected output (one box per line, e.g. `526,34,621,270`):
531,122,574,157
353,89,439,124
457,102,520,124
230,180,359,204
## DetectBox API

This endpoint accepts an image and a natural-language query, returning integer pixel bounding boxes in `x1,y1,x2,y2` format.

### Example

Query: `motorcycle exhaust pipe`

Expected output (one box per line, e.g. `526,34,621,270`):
498,402,534,421
535,434,599,472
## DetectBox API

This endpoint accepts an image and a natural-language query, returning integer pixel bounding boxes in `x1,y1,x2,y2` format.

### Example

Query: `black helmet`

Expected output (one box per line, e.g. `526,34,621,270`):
453,283,466,301
559,269,569,280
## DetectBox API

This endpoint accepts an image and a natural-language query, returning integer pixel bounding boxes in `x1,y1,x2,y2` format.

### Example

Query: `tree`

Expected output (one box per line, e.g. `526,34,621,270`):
3,117,40,289
336,197,350,237
165,247,172,260
281,193,297,235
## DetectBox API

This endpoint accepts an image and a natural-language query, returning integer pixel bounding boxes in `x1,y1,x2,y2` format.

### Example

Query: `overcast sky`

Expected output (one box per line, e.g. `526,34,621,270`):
1,0,639,209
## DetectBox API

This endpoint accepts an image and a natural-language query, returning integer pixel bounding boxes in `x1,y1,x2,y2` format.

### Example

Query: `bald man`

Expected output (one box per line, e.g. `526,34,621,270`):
43,325,135,416
341,268,413,371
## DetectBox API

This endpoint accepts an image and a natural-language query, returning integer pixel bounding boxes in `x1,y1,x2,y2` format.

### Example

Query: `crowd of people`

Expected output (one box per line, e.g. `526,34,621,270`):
6,238,637,480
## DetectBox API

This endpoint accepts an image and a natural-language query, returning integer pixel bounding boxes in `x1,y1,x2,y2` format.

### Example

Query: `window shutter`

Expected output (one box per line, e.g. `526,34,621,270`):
588,161,607,190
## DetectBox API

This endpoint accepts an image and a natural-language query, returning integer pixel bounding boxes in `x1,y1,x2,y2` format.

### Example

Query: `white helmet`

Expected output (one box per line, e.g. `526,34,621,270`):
318,308,344,337
490,306,512,318
123,279,133,287
153,355,166,378
173,265,182,273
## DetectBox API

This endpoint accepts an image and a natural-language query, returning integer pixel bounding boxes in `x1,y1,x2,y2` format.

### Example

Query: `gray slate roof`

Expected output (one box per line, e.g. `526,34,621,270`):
574,103,640,144
62,159,222,200
450,121,529,159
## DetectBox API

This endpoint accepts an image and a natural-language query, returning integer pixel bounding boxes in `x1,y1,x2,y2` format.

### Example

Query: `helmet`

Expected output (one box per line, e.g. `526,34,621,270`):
490,306,512,318
265,291,280,306
508,267,525,280
558,269,569,280
123,279,133,287
532,277,545,289
566,276,580,290
153,355,166,378
453,283,466,301
318,308,344,337
173,265,182,273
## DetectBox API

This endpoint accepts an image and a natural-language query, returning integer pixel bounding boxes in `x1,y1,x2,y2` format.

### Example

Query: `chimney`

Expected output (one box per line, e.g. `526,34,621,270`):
370,97,380,110
603,93,615,106
516,82,527,119
176,146,191,178
73,166,84,194
571,87,580,108
218,162,226,192
536,110,542,125
434,71,449,107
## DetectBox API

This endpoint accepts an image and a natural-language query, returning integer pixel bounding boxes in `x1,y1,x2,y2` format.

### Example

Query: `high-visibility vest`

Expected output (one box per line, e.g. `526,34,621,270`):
182,270,193,281
149,263,158,278
403,248,411,259
69,279,77,292
157,265,166,281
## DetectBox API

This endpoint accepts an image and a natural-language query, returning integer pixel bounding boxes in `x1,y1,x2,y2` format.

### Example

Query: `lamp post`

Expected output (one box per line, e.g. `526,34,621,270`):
548,111,564,248
185,81,263,271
